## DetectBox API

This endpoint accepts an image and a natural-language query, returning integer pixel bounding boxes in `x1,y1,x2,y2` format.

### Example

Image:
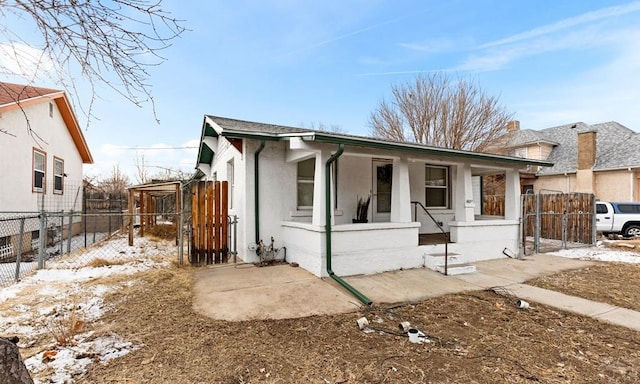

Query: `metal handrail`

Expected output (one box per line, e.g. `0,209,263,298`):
411,201,449,275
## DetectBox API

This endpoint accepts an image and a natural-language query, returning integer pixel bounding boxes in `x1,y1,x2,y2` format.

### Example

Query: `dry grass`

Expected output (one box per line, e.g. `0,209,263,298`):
145,223,177,240
528,262,640,312
84,257,128,268
77,263,640,384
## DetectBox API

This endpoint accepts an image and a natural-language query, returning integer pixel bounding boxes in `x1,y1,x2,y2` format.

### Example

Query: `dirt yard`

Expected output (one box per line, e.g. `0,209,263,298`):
76,261,640,384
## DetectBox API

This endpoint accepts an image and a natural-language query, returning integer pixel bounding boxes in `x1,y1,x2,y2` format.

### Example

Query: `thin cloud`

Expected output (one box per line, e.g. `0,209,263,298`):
357,68,448,77
398,38,456,53
481,1,640,49
276,14,411,59
0,42,54,79
457,18,638,73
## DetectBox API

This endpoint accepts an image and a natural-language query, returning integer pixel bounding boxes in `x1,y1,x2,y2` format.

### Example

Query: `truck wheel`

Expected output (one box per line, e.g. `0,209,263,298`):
624,225,640,237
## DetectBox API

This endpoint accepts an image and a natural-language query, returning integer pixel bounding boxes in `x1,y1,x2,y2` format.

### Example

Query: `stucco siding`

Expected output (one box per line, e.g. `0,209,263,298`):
533,169,639,202
533,174,575,194
594,170,636,201
0,100,84,212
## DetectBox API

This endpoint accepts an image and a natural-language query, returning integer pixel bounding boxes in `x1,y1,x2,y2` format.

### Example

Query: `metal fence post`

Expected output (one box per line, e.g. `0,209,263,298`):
38,212,46,269
518,196,524,259
67,210,73,254
178,211,184,266
562,212,568,249
592,196,597,245
533,193,540,253
233,215,238,264
15,217,25,282
58,210,64,257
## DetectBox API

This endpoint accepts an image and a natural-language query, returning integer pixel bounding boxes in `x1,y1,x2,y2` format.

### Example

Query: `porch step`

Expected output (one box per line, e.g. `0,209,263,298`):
423,252,476,275
423,253,461,270
434,263,476,276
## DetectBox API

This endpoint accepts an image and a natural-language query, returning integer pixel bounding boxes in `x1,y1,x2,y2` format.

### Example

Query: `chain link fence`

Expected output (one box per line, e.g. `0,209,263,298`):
0,211,181,288
1,180,245,288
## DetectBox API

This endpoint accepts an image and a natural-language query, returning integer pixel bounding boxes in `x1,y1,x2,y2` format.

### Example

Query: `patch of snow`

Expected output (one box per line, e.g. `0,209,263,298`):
547,245,640,263
24,335,139,384
0,234,177,383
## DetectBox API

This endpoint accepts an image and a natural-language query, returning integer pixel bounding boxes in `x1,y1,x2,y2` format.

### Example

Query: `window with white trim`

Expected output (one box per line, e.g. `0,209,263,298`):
514,147,527,158
33,149,46,192
54,157,64,194
425,165,449,208
297,158,315,209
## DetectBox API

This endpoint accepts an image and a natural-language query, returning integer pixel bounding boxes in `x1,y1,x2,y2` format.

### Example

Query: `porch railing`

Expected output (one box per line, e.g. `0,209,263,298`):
411,201,450,275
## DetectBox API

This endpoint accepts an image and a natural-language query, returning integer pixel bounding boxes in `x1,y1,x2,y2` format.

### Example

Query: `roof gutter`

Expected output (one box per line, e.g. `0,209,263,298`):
254,140,266,243
304,133,554,168
325,144,372,306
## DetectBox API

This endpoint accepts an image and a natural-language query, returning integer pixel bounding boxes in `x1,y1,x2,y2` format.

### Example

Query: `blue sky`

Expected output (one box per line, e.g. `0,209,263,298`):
4,1,640,182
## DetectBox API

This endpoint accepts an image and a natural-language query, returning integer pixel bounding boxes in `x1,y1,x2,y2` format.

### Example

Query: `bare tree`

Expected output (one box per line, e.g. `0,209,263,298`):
0,0,186,125
135,152,151,184
98,164,131,196
147,165,190,182
301,121,347,134
369,73,513,152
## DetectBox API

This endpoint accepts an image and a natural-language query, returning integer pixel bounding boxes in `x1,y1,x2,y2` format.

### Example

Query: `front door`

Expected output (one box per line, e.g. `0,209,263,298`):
372,160,393,222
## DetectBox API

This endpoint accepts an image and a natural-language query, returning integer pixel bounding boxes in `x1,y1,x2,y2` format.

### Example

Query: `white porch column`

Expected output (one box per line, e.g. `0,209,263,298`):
312,150,329,226
504,169,521,220
454,164,475,222
391,156,412,222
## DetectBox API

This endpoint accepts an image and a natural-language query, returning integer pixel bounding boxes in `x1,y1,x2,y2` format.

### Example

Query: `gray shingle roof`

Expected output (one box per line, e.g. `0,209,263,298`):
200,115,553,168
207,115,311,135
497,128,558,148
508,121,640,175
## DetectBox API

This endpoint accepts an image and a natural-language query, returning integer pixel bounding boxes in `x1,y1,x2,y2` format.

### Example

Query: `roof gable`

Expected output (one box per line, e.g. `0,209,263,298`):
0,82,93,164
0,82,60,106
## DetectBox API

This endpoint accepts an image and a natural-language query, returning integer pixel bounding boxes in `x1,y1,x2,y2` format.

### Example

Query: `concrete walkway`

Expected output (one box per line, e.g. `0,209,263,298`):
193,254,640,331
506,284,640,332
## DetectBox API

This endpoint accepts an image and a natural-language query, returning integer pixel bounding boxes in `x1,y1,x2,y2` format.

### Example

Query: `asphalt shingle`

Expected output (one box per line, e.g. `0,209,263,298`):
506,121,640,175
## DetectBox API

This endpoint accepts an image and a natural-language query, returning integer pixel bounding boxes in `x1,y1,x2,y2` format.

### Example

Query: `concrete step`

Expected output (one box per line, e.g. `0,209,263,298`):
423,253,461,270
435,263,476,276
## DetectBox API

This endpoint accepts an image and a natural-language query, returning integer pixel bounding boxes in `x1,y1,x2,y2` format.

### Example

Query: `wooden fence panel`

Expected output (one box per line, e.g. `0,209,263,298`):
483,195,505,216
190,181,228,265
522,192,595,250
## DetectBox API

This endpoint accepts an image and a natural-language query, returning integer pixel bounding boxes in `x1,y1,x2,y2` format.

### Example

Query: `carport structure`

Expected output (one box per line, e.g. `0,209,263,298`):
127,181,183,247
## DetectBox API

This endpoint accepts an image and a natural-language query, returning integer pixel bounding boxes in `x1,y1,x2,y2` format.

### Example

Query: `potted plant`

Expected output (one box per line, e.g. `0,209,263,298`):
353,195,371,223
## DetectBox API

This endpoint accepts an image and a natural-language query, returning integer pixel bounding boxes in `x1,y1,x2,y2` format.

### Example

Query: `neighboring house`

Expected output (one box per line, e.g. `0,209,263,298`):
195,115,551,278
0,82,93,255
494,120,640,201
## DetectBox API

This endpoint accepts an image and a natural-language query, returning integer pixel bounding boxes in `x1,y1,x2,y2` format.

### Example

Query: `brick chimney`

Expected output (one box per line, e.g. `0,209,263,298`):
506,120,520,132
575,129,596,194
577,130,596,170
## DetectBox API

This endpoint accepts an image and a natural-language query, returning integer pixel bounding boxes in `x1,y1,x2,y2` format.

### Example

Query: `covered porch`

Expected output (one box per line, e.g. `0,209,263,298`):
278,134,533,278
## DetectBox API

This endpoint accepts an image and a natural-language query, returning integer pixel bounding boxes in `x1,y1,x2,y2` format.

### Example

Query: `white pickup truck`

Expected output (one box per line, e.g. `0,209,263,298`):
596,201,640,237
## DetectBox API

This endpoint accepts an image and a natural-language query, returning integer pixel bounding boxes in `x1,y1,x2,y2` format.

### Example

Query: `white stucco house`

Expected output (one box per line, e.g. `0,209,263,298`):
195,115,552,284
0,82,93,254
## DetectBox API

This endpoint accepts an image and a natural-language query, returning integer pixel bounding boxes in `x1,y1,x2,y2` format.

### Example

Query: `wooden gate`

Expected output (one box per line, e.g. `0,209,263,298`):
191,181,228,265
522,192,595,254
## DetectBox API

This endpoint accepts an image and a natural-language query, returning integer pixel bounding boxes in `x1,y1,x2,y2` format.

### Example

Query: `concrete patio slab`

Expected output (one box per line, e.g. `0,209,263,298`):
342,267,479,303
192,253,640,331
192,264,359,321
192,254,607,324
